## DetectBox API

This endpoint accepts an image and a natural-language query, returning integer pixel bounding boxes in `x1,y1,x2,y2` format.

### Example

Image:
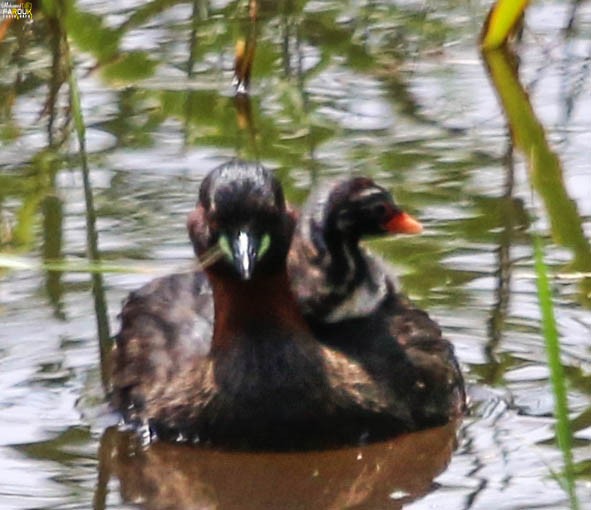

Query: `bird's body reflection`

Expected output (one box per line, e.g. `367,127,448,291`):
97,420,460,510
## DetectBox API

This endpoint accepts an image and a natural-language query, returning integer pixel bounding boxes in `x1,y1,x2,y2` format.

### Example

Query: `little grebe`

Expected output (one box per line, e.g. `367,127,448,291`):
288,177,466,424
111,161,438,450
288,176,422,323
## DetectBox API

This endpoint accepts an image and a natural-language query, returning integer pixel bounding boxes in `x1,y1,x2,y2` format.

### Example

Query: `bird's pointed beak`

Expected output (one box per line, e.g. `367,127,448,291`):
384,211,423,234
232,230,259,280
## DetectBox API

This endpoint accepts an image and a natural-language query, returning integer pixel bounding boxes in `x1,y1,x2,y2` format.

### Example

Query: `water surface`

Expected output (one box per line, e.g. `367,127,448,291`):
0,1,589,509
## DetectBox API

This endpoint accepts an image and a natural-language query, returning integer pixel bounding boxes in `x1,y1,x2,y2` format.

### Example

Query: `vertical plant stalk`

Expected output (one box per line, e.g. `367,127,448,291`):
485,141,517,383
93,427,115,510
183,0,201,147
232,0,259,158
233,0,258,94
481,0,529,50
42,16,69,320
64,33,112,393
483,48,591,304
482,46,583,509
532,234,579,510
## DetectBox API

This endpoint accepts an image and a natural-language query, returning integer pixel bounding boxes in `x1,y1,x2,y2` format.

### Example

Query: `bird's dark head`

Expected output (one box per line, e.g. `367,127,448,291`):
310,177,422,242
188,160,293,280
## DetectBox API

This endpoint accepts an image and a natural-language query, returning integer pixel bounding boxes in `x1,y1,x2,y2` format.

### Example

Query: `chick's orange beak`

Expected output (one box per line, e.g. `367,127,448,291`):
384,212,423,234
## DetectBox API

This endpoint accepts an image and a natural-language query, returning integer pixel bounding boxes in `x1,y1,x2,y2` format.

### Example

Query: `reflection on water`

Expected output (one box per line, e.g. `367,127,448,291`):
0,1,590,509
101,422,458,510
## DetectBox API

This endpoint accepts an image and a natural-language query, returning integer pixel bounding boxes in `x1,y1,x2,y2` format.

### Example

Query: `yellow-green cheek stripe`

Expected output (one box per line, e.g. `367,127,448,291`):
258,233,271,259
218,235,233,260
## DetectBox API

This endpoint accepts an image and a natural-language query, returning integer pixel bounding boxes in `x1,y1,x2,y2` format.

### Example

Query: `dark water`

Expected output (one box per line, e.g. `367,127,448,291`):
0,1,589,509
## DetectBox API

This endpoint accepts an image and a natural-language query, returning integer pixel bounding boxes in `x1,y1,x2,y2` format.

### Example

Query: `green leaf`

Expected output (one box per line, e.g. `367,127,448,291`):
533,235,580,510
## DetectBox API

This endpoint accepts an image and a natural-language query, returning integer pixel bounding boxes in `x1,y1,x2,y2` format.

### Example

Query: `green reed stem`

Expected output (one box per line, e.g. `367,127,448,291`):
0,253,157,273
533,234,579,510
481,0,529,50
61,14,113,392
